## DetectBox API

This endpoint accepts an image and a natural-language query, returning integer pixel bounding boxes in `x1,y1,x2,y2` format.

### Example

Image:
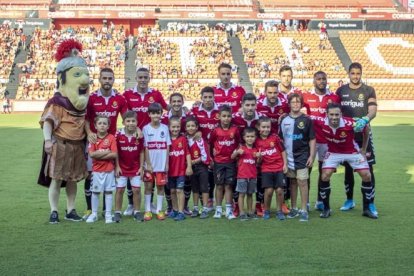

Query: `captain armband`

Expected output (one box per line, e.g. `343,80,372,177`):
367,102,377,107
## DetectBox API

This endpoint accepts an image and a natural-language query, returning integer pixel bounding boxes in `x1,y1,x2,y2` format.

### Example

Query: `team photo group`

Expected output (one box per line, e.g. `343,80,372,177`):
39,40,378,224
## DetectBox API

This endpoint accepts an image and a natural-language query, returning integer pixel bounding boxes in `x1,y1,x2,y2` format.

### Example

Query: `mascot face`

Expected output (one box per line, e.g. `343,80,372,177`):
59,66,90,111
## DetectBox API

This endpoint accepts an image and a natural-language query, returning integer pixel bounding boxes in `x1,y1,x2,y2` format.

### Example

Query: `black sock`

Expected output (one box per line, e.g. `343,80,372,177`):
84,178,92,210
233,190,239,205
344,162,355,200
126,180,133,205
317,162,323,201
365,165,375,203
184,180,192,208
361,181,374,209
165,186,172,209
256,176,264,203
208,170,215,199
319,180,331,210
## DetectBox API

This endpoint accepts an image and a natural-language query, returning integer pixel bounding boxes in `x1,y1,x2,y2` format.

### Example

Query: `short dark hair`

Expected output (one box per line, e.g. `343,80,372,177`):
148,102,162,114
169,116,181,125
94,115,110,126
201,86,214,96
257,116,271,127
185,116,199,127
279,65,292,75
313,71,326,78
136,67,149,73
242,93,256,103
242,127,257,137
348,62,362,72
169,92,184,103
218,63,232,71
218,104,232,114
122,110,137,121
100,67,114,76
264,80,279,92
288,93,304,106
326,102,342,113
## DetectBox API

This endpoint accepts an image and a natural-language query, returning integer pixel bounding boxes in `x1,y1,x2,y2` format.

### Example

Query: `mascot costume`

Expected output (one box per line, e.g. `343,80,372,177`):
38,39,90,224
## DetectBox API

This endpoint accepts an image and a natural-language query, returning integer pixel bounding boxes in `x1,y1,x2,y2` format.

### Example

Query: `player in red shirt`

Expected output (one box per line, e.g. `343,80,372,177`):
185,116,212,219
257,80,290,135
314,103,377,219
231,127,261,221
123,67,168,130
255,117,288,220
87,115,118,223
167,117,193,221
214,63,246,113
278,65,303,103
84,68,128,219
302,71,340,211
231,92,263,216
113,111,144,223
210,105,241,220
190,86,220,211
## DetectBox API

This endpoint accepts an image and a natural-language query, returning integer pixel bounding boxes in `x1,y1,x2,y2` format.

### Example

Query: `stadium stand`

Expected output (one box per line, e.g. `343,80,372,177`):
0,25,21,97
15,26,126,100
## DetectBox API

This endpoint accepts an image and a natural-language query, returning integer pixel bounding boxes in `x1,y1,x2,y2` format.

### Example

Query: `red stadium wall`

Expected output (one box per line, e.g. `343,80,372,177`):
53,19,156,35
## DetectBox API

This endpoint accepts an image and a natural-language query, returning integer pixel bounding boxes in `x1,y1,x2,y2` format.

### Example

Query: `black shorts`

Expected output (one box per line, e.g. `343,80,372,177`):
191,164,209,193
261,172,286,189
214,162,236,186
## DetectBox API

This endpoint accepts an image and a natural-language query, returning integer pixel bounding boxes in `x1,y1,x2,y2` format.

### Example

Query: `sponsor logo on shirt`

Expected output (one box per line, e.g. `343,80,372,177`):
147,142,167,149
218,140,235,146
96,111,117,117
93,102,103,106
261,148,277,156
132,106,148,112
200,123,217,129
326,137,346,144
170,149,185,157
341,100,364,108
243,158,255,164
121,146,138,152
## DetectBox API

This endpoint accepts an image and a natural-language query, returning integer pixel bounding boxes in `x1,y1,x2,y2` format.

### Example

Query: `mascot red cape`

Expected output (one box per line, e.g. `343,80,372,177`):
38,39,90,224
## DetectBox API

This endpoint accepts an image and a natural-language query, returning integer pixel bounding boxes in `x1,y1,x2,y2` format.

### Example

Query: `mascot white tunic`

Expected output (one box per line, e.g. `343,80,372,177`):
38,39,90,224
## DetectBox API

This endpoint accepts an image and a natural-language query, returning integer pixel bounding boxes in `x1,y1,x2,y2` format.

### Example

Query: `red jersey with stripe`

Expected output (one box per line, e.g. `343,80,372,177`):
123,87,168,130
89,134,117,172
257,95,289,134
303,89,341,143
161,110,187,135
254,134,285,173
236,145,258,179
232,111,264,135
210,126,240,163
168,136,189,177
214,83,246,113
86,90,127,135
188,136,211,165
189,104,220,140
278,85,303,103
115,129,144,177
313,116,361,154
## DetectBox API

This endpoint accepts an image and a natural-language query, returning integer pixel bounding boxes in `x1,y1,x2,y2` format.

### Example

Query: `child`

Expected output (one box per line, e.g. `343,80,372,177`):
280,93,316,222
87,115,118,223
231,127,261,221
168,116,193,221
255,117,288,220
143,103,171,221
114,111,144,223
210,105,240,220
186,116,211,219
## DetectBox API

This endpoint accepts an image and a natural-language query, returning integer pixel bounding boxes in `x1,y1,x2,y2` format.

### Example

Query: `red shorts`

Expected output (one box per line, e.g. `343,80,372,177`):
143,171,167,186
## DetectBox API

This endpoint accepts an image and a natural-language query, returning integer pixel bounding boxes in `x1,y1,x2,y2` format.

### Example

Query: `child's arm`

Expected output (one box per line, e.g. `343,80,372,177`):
115,156,121,177
361,125,369,157
185,153,193,176
231,147,243,160
165,146,169,174
282,150,288,174
138,151,145,177
306,138,316,168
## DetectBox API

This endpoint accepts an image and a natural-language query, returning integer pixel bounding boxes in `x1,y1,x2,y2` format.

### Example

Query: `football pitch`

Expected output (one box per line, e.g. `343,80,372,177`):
0,112,413,275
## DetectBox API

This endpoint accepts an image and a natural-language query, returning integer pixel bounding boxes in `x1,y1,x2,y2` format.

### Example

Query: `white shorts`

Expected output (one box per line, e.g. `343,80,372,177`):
316,143,328,162
116,175,142,188
91,171,116,192
322,152,369,171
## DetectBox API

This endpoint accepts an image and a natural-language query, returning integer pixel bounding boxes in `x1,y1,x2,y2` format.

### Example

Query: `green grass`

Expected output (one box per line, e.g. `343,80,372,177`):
1,112,414,275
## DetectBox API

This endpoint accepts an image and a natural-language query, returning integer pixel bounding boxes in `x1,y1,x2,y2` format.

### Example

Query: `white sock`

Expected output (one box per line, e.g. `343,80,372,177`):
145,194,151,212
216,206,222,212
105,193,113,215
225,204,232,214
157,195,164,213
92,193,99,215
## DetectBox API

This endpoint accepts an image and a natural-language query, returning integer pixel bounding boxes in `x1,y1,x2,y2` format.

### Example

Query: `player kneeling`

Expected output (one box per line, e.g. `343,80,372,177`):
314,103,377,219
